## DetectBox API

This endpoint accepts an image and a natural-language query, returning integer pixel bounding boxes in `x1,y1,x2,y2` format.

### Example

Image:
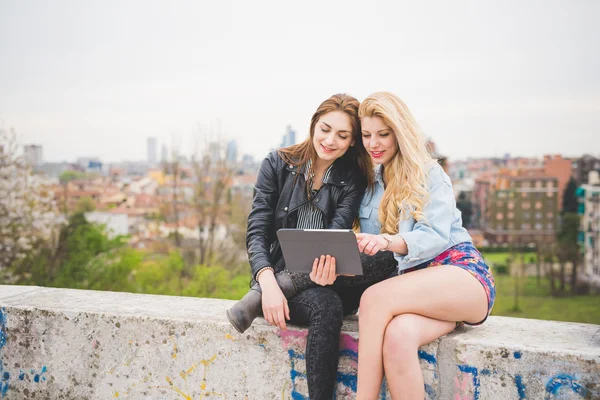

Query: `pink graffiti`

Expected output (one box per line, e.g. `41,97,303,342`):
454,375,470,400
279,329,307,347
339,333,358,353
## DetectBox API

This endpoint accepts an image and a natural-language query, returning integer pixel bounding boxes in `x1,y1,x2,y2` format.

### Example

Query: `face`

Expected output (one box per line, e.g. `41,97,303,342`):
361,116,399,166
312,111,355,164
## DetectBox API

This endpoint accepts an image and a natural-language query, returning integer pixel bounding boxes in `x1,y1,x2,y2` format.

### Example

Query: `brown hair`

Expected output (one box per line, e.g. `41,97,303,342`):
278,93,373,191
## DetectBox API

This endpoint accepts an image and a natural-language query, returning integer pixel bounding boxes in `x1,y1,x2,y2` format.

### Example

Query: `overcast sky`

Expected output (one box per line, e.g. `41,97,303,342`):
1,0,598,163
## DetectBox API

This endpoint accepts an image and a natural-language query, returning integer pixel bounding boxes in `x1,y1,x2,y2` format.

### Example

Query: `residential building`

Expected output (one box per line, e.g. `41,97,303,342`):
543,154,573,211
484,171,559,246
24,144,43,167
84,211,129,238
572,155,600,185
577,171,600,288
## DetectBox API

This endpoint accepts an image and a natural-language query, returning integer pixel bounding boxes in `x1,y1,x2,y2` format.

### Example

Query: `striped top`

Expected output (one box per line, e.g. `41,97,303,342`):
296,159,334,229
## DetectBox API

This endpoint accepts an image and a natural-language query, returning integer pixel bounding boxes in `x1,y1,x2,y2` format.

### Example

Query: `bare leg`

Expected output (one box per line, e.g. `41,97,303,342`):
355,265,488,399
382,314,455,399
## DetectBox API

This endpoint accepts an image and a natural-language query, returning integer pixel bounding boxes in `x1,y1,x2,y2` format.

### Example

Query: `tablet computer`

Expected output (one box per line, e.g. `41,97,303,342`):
276,229,363,275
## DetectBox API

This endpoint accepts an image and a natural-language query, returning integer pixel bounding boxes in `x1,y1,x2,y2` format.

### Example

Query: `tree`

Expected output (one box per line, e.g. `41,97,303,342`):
0,127,58,270
74,196,96,213
556,212,582,295
456,191,473,228
191,141,235,266
59,169,86,183
9,212,124,287
562,177,578,214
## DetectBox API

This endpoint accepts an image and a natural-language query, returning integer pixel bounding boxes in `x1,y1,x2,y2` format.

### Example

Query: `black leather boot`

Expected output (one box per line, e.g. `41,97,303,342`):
226,272,298,333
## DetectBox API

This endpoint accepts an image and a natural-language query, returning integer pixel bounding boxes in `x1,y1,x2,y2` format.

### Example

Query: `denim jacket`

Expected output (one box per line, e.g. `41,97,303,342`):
359,162,472,273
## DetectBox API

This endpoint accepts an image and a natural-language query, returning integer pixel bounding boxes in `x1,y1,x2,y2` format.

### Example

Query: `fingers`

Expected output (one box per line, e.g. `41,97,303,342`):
309,257,318,282
357,234,372,253
322,255,331,281
317,255,326,281
284,298,290,321
276,306,287,330
366,241,378,255
357,234,381,255
263,307,274,326
328,257,336,283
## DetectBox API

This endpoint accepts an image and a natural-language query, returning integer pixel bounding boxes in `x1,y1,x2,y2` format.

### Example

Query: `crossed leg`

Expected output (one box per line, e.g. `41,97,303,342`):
356,265,489,400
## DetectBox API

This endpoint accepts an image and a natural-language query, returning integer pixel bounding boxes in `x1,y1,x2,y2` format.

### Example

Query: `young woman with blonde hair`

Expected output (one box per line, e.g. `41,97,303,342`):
352,92,495,399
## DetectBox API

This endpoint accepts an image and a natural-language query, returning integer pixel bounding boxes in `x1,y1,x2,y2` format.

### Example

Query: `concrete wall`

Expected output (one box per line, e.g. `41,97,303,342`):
0,285,598,399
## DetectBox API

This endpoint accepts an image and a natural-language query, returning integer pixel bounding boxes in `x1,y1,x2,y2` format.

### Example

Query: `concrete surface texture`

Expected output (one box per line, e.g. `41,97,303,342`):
0,285,598,399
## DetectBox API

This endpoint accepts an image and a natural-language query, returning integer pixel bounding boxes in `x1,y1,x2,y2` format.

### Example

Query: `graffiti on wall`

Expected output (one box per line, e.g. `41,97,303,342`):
281,329,593,400
0,308,48,398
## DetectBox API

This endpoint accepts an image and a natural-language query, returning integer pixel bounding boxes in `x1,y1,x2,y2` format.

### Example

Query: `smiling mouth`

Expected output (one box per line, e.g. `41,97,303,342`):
371,151,384,158
321,144,336,153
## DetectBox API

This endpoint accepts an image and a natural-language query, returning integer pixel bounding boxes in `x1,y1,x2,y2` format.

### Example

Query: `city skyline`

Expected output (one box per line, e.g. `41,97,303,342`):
1,0,599,163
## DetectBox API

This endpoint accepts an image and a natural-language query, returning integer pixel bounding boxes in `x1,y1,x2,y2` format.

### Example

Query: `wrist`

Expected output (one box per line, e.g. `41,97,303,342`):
380,234,393,251
256,267,275,284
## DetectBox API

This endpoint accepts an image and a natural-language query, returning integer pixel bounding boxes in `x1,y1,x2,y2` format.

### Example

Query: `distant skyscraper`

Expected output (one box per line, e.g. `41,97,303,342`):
280,125,296,148
147,137,157,164
161,143,168,163
226,140,238,163
24,144,43,166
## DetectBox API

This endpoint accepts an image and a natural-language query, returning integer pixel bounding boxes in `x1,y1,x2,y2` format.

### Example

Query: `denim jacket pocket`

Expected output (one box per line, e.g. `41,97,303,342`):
359,206,373,219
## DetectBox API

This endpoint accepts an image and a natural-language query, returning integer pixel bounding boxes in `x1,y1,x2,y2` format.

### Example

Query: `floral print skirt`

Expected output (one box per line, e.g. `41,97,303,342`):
401,241,495,326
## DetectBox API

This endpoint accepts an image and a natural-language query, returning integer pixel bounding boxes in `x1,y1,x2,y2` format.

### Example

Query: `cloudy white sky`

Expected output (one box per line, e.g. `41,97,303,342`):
1,0,598,163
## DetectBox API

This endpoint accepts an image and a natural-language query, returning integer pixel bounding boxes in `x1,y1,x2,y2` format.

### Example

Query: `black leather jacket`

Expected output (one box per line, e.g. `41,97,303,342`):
246,150,366,279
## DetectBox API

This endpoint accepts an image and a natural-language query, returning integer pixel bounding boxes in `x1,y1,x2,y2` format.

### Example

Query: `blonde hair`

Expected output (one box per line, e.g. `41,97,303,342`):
359,92,435,234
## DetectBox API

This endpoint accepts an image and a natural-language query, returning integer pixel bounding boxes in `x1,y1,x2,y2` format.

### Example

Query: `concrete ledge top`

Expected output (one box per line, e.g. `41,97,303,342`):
1,285,598,355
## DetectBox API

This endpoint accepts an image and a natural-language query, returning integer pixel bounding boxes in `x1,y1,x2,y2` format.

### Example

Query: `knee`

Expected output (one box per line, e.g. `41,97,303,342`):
309,289,343,327
382,314,421,360
358,284,386,316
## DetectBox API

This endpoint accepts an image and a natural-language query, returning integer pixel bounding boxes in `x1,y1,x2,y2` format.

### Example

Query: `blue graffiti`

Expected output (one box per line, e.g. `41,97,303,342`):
418,350,437,365
545,374,588,399
514,351,522,359
458,364,480,400
288,349,308,400
0,308,8,398
33,366,47,383
0,308,6,349
288,347,434,398
424,383,437,399
514,375,526,399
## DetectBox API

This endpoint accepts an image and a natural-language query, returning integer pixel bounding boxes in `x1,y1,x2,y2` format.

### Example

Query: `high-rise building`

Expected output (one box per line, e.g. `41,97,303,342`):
161,144,168,163
147,137,157,164
280,125,296,148
226,140,238,163
24,144,43,166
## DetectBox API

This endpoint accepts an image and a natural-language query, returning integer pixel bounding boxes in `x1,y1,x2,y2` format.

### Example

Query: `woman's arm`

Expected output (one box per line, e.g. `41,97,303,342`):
246,153,281,280
357,166,454,260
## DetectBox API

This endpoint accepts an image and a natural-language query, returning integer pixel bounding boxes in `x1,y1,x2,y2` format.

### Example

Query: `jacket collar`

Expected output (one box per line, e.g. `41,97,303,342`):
285,158,350,186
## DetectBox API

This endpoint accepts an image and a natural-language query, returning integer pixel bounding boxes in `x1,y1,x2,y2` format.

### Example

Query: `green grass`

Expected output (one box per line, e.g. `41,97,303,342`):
479,251,600,325
483,252,537,266
491,273,600,325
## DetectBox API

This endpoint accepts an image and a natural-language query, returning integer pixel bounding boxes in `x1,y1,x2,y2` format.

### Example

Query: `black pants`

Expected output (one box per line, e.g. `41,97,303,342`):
284,251,397,399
